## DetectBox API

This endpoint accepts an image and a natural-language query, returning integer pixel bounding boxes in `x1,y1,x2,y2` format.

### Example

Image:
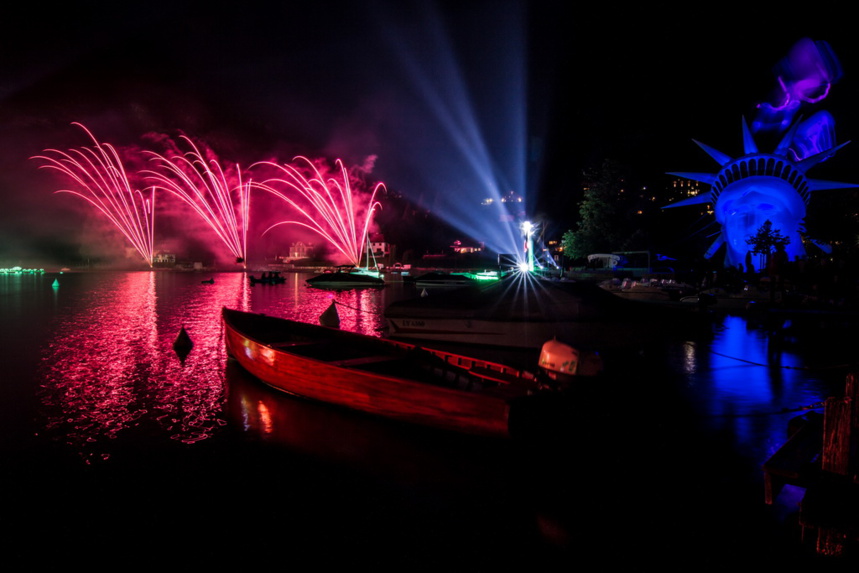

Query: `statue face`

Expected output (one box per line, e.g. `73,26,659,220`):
715,177,806,266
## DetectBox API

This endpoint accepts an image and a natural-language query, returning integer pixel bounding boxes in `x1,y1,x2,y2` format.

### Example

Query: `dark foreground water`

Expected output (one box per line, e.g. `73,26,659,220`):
1,270,857,569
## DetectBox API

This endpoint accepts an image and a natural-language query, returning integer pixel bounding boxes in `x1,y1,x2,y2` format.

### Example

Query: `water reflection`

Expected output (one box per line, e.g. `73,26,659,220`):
147,272,250,444
246,272,389,335
32,271,855,480
39,272,158,462
224,359,512,488
671,313,850,466
37,272,250,461
14,271,859,564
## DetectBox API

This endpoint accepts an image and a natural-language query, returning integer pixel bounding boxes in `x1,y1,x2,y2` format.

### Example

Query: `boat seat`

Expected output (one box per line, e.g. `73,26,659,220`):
268,341,323,349
468,366,530,387
328,355,400,367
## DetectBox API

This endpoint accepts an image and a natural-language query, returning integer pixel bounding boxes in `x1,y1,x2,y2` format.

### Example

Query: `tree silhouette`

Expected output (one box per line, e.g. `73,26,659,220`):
745,220,790,269
561,159,626,259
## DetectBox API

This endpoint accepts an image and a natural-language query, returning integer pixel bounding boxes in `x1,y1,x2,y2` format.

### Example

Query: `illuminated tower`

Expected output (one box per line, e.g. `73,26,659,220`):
521,220,535,271
664,113,859,270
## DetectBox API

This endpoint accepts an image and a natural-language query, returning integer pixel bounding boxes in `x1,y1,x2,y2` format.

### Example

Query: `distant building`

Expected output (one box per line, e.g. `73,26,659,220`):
153,252,176,267
451,239,483,254
547,239,563,264
289,241,315,260
667,178,712,215
367,234,392,263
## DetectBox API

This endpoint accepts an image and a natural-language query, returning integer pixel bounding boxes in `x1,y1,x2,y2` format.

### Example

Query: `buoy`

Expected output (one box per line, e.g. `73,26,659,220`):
173,326,194,359
52,279,60,288
319,300,340,328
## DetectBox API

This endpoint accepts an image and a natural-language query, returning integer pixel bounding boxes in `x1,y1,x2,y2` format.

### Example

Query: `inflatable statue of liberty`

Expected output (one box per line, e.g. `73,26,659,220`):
665,38,859,271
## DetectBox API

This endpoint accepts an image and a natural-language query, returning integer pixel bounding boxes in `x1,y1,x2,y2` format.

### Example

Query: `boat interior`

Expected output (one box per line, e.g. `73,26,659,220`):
225,309,534,396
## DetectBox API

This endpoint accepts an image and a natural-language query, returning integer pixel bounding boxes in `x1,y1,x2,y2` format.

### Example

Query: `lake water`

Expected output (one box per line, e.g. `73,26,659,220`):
1,270,857,568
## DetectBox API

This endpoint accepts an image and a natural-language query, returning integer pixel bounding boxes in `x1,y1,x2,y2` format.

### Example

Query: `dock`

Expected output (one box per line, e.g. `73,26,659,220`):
763,372,859,556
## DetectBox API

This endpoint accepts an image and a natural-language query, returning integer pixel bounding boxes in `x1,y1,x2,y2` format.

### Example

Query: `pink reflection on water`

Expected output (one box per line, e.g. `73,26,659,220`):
225,360,509,487
39,272,158,462
246,272,388,336
149,272,250,444
38,272,251,462
36,270,399,462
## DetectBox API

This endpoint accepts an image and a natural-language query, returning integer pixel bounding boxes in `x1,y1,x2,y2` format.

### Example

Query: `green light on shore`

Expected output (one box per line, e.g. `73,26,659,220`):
458,271,500,281
0,266,45,274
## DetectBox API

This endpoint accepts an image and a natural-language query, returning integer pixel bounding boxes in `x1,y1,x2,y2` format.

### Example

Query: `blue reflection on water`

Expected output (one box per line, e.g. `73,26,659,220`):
710,315,803,405
671,312,847,476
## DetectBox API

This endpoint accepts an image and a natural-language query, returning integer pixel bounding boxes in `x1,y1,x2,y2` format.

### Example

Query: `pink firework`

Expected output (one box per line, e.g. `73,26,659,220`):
252,157,383,267
143,136,250,265
32,123,155,267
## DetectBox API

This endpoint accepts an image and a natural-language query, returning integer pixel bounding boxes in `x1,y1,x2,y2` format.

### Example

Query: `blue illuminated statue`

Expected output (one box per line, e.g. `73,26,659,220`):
666,115,858,270
665,38,858,271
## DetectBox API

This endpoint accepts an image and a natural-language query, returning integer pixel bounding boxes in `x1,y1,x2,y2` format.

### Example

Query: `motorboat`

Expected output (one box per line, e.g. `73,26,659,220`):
385,273,708,351
680,284,784,310
407,271,477,288
306,267,385,289
598,277,697,302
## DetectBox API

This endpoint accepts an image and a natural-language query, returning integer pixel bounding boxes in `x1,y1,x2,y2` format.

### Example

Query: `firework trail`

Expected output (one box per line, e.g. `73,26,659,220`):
143,135,249,266
251,157,383,267
32,123,155,267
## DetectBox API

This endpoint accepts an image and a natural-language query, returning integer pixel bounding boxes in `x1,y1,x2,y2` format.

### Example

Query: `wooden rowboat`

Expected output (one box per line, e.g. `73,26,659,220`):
221,307,542,437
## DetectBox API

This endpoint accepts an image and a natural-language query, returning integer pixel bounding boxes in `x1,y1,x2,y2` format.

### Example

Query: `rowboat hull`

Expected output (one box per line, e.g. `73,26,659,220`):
222,307,537,437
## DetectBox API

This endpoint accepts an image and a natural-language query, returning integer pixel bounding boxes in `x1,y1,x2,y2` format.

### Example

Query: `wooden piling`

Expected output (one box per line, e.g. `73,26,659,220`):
797,372,859,556
763,371,859,556
822,396,852,476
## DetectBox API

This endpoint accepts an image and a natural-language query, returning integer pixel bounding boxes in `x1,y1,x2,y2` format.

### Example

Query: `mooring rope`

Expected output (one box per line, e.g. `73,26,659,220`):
706,400,828,418
680,340,851,417
707,349,816,370
331,300,384,315
685,341,855,371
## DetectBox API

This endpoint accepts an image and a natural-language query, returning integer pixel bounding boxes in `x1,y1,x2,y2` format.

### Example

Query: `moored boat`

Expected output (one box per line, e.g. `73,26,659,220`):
679,284,785,310
306,267,385,288
408,271,476,288
385,273,710,351
598,277,697,302
221,307,598,437
250,272,286,285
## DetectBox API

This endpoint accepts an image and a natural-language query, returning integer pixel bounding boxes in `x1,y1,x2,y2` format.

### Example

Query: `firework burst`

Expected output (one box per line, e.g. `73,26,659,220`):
32,123,155,267
251,156,383,267
143,135,250,266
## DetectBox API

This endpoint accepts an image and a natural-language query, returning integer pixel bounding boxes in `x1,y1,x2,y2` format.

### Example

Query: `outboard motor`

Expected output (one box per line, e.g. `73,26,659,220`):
537,338,602,388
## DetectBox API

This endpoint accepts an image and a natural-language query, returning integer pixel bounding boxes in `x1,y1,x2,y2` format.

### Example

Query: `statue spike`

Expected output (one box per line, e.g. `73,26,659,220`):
693,140,733,167
773,116,803,156
741,117,758,155
798,140,851,172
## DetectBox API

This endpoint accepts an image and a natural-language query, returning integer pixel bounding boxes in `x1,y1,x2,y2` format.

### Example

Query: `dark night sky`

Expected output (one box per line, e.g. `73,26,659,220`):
2,1,859,266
